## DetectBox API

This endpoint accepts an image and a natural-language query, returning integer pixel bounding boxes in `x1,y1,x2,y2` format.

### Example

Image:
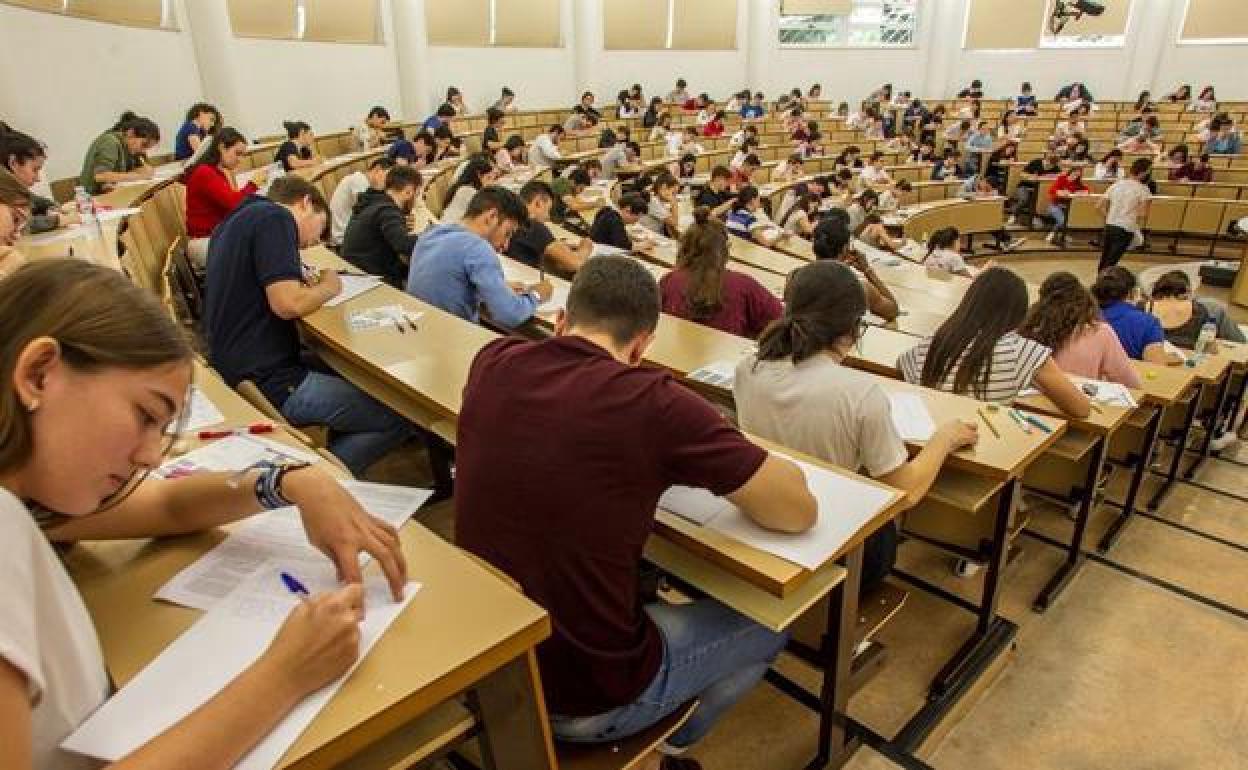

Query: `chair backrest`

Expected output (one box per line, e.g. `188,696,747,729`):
50,176,79,204
161,235,201,326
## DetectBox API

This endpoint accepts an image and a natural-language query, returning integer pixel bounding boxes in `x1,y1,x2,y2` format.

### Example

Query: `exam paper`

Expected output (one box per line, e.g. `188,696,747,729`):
887,392,936,442
169,385,225,434
1069,376,1139,408
538,284,571,314
65,563,419,770
590,243,631,258
155,481,431,610
325,274,383,307
687,359,740,389
346,304,409,331
659,485,735,525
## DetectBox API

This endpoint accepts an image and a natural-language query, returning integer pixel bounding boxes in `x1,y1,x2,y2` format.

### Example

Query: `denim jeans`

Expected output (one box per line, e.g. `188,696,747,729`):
550,599,788,751
281,371,413,476
1047,203,1067,231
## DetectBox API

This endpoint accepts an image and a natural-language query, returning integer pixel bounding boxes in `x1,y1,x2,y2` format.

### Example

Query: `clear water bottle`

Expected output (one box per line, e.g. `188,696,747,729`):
73,186,95,225
1195,321,1217,356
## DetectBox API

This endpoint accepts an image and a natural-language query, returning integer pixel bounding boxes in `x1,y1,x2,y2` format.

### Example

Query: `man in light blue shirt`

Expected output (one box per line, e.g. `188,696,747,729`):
406,187,552,328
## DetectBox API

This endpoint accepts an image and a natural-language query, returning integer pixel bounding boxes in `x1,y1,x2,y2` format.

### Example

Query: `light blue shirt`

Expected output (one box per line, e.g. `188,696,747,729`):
1206,134,1242,155
405,223,538,328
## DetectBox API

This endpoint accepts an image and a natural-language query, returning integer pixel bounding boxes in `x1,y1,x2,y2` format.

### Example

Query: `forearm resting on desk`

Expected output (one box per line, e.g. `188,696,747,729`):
726,454,817,534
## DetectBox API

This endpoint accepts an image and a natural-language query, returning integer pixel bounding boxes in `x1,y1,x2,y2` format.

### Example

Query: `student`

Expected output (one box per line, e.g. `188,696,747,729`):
1093,148,1125,181
1167,84,1192,103
601,140,639,180
702,110,726,138
203,176,415,475
456,256,813,768
552,166,600,224
1205,123,1242,155
432,125,463,161
877,179,911,212
530,124,565,169
79,112,160,194
0,171,31,279
590,193,648,251
1097,158,1152,271
931,147,961,181
423,103,457,133
1173,153,1214,183
328,156,393,247
659,207,782,339
642,97,664,129
844,189,879,234
174,102,220,161
729,153,762,192
772,152,805,184
859,152,893,187
1018,271,1141,388
440,156,500,225
1191,86,1217,113
731,137,760,171
1045,162,1089,247
735,259,977,590
563,107,597,134
997,112,1026,142
921,227,983,278
407,187,551,327
495,134,528,174
1051,107,1088,143
690,165,733,219
808,83,823,100
387,131,434,168
0,258,414,770
340,164,423,288
740,92,766,120
616,90,639,119
901,99,929,138
776,177,827,223
811,214,900,322
275,121,319,172
1133,90,1156,114
578,91,602,122
1068,139,1093,164
671,126,704,158
492,86,517,113
353,106,391,151
726,186,785,248
1013,83,1039,116
183,127,266,266
1010,147,1062,225
482,108,506,155
1146,270,1247,350
640,172,681,237
780,192,820,238
1116,132,1160,156
667,78,690,104
959,176,1023,252
983,142,1017,191
509,179,592,276
729,124,757,150
1092,265,1182,365
0,129,76,234
899,267,1091,416
1123,115,1162,142
445,86,468,115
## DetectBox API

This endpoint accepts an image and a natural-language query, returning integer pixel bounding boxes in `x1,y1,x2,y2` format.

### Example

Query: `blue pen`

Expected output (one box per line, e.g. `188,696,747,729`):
1023,414,1052,433
280,571,311,600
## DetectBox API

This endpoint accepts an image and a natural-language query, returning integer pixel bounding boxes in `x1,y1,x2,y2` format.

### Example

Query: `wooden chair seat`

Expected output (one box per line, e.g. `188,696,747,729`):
557,700,699,770
235,379,328,450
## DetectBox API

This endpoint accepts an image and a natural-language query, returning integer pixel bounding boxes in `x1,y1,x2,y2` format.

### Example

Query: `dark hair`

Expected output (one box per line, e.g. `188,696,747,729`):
184,102,218,124
434,124,455,141
1091,266,1137,306
733,185,760,211
186,126,247,175
283,120,311,139
0,130,46,172
367,106,391,121
811,216,850,260
486,107,504,125
567,168,593,189
464,186,529,227
1150,270,1192,300
548,123,564,135
436,104,457,118
1169,143,1190,163
1100,148,1123,164
1129,158,1153,177
781,192,819,228
0,169,32,209
564,255,660,346
676,78,687,88
1018,271,1099,353
921,267,1031,399
385,164,423,193
113,111,160,141
446,87,461,101
518,178,554,204
924,227,960,261
674,207,732,321
756,260,866,365
267,175,329,215
367,156,396,172
446,155,495,202
703,164,729,181
503,134,526,152
501,86,515,97
742,152,760,168
619,192,648,215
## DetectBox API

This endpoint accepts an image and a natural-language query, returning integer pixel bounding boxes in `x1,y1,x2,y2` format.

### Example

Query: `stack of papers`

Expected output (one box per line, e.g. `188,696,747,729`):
157,434,321,479
1070,376,1139,408
886,392,936,441
590,243,630,258
658,454,897,569
325,274,383,307
346,304,411,331
687,359,740,389
538,285,571,313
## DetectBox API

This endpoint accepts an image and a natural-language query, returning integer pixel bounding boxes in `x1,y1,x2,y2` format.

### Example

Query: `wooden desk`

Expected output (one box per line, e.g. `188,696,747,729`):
17,219,122,271
68,364,557,769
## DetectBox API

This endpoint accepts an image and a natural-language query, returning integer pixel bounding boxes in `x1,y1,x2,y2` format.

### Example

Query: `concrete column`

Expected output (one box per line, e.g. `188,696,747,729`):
179,0,246,133
572,0,602,98
390,0,433,120
745,0,773,92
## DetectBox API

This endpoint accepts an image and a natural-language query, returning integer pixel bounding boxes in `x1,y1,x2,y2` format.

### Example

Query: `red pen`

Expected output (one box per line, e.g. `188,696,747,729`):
198,423,275,440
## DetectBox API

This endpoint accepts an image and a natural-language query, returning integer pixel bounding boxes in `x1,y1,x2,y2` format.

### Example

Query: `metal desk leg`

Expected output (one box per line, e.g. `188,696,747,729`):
806,547,864,770
1033,435,1107,611
1099,405,1164,553
1146,384,1203,511
1184,374,1232,479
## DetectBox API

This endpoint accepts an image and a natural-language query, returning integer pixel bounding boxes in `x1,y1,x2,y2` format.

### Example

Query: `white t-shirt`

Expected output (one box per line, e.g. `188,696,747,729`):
924,247,969,274
329,171,370,245
530,134,562,168
860,165,891,185
641,197,672,235
0,489,110,770
1104,178,1151,231
730,150,750,170
735,355,908,478
898,331,1051,404
440,185,477,225
1093,162,1124,181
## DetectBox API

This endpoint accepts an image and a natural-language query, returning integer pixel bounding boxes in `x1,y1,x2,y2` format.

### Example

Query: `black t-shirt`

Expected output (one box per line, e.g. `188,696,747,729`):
1021,158,1060,187
483,125,500,148
507,221,556,268
203,196,308,406
590,208,632,251
275,140,311,172
695,186,733,211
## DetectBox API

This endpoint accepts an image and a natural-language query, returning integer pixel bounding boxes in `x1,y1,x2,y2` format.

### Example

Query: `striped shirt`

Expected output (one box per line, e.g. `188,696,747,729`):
897,332,1051,404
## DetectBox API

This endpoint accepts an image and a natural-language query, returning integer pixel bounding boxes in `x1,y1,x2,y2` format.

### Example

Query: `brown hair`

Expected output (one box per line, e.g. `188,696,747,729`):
267,175,329,215
1017,271,1099,353
0,260,192,477
756,260,865,365
675,206,731,320
1150,270,1191,300
0,169,32,208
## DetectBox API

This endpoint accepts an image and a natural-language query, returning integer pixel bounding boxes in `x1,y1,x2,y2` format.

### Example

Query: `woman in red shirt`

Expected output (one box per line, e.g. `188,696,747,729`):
659,206,783,339
701,110,726,138
183,127,264,268
1045,162,1089,248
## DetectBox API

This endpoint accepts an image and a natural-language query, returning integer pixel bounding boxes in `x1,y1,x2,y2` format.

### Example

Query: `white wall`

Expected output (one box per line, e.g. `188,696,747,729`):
6,0,1248,182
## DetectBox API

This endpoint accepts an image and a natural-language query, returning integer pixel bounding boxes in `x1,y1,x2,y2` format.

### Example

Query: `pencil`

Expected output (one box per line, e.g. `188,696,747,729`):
977,407,1001,439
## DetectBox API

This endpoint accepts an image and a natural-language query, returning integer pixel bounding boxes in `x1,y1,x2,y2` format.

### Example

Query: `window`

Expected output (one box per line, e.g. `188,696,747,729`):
778,0,917,48
1178,0,1248,44
1039,0,1131,48
603,0,737,51
427,0,562,47
2,0,174,30
227,0,381,43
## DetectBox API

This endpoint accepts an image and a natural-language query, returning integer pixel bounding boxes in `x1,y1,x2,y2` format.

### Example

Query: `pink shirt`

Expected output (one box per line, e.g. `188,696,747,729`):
1052,322,1142,388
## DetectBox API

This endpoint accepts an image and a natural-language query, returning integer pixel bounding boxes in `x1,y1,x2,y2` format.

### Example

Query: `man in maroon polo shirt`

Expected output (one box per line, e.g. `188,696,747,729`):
456,256,817,769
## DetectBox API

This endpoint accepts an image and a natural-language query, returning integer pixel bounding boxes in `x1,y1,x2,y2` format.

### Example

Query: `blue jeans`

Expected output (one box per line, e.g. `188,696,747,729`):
281,372,413,476
550,600,788,751
1048,203,1067,230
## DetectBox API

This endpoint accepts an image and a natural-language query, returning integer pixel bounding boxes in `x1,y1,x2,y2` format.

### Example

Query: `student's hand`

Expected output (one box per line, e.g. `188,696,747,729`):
531,280,554,302
286,467,408,600
934,419,979,451
841,249,869,273
315,269,343,296
262,584,363,697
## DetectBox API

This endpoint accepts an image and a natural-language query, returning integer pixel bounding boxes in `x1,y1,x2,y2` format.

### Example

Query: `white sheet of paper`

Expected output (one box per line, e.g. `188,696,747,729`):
701,455,897,570
156,434,321,479
687,359,739,389
1163,340,1189,362
64,563,419,769
659,485,736,526
325,274,383,307
887,392,936,442
1069,376,1139,408
346,304,408,332
591,243,630,258
538,284,571,313
94,207,142,223
170,385,226,434
155,480,431,610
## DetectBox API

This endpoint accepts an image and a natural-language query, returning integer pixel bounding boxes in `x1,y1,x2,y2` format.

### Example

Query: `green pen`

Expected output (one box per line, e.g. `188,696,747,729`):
1006,408,1032,434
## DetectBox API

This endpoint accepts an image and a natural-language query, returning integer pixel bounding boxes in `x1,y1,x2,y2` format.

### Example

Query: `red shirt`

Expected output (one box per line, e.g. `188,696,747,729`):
185,164,257,238
660,268,784,339
1048,172,1089,204
456,336,767,716
702,118,725,138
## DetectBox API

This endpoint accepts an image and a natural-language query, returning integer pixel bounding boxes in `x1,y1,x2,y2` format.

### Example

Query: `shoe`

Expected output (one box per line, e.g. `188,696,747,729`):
1007,215,1018,227
954,559,982,578
661,757,703,770
1007,237,1027,251
1046,230,1057,244
1210,431,1240,453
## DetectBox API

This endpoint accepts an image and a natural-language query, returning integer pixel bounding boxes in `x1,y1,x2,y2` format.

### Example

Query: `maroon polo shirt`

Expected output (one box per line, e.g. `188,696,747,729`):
455,335,767,716
659,268,784,340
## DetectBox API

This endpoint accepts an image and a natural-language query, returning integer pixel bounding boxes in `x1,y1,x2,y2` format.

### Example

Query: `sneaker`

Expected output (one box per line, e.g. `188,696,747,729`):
1006,237,1027,251
1046,230,1057,244
954,559,983,578
1210,431,1240,453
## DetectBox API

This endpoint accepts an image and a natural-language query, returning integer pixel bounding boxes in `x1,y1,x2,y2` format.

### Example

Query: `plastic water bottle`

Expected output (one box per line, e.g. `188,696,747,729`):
1195,321,1217,356
73,186,95,225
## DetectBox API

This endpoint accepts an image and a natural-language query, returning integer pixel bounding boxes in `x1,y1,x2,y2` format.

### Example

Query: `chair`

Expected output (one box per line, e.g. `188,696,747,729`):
50,176,79,204
235,380,328,450
557,701,699,770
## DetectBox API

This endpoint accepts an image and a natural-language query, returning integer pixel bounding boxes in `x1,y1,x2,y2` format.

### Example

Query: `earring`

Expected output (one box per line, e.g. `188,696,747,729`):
26,400,38,413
